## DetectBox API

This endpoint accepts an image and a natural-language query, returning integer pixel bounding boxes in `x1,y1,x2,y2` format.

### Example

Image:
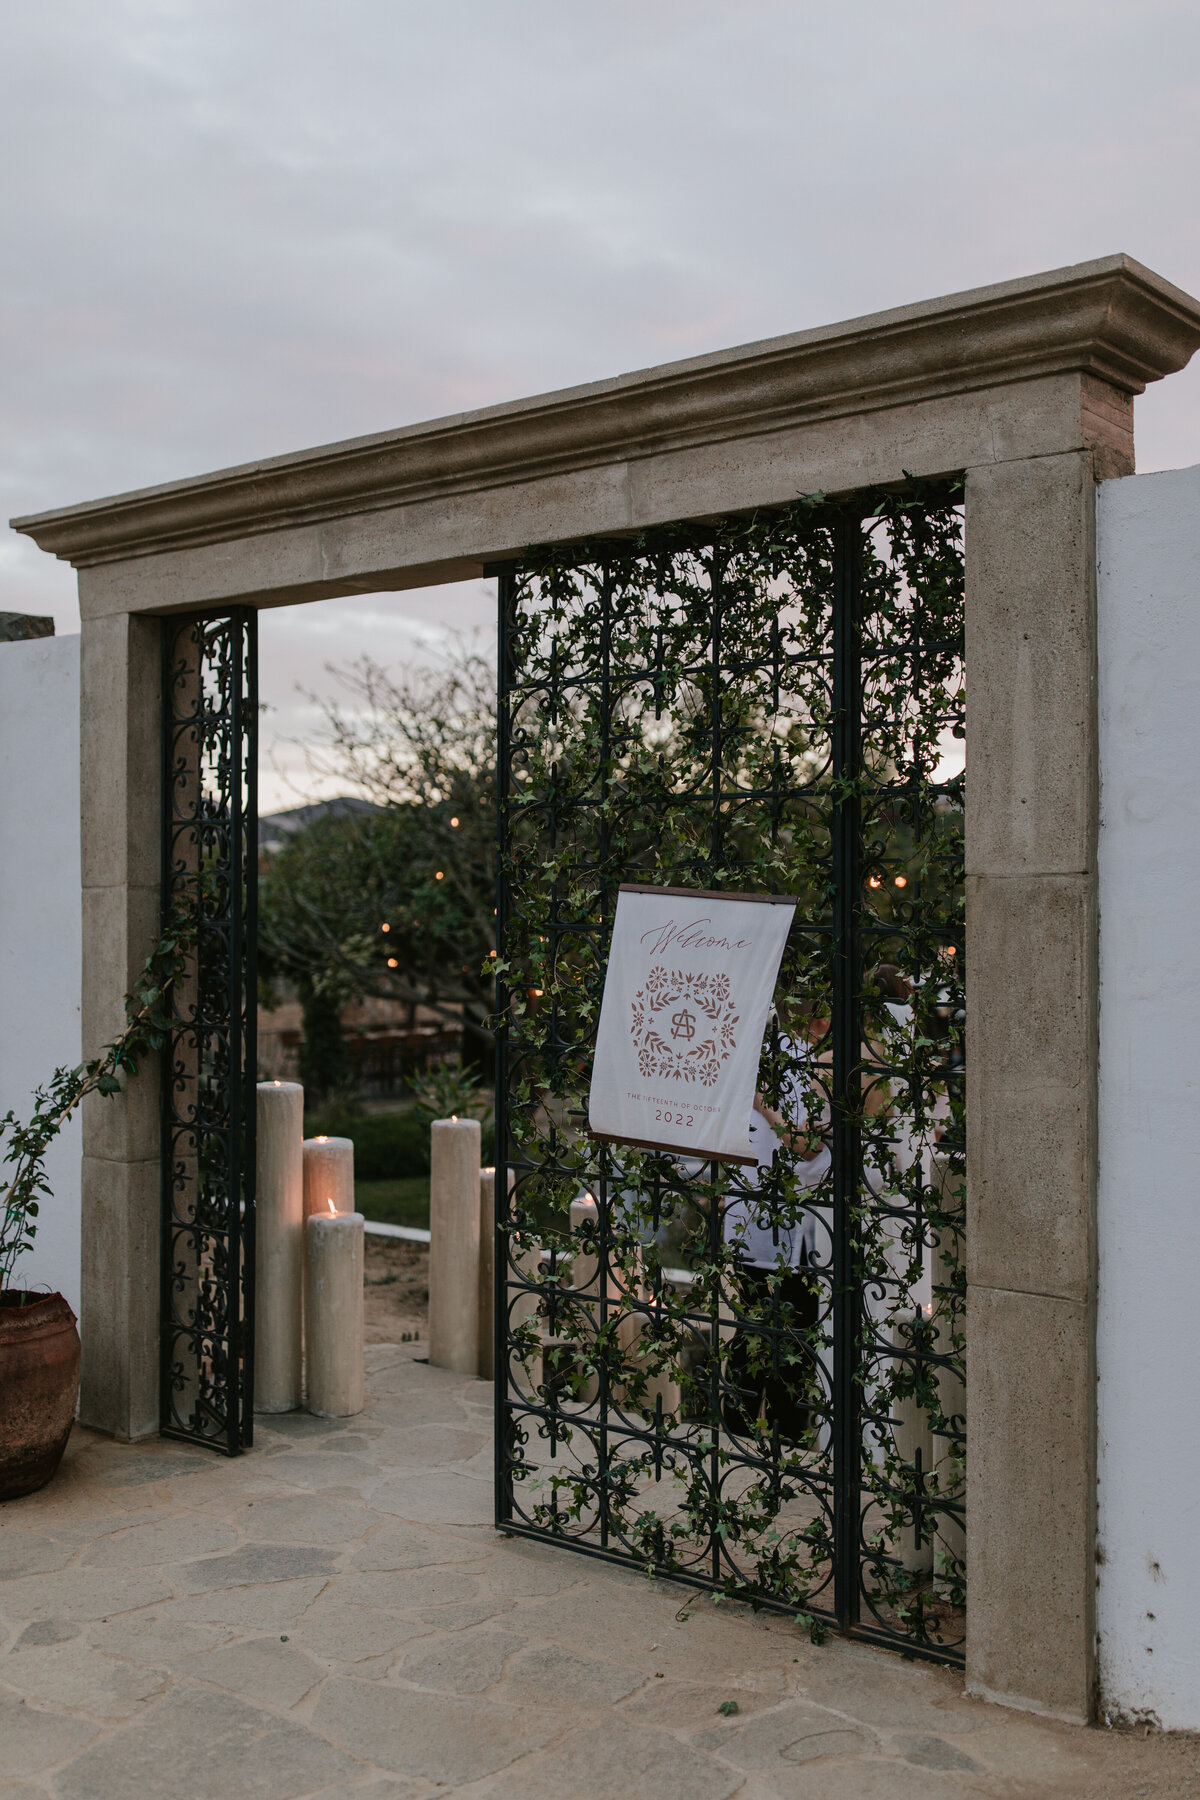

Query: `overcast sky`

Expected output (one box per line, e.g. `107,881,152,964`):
3,0,1198,808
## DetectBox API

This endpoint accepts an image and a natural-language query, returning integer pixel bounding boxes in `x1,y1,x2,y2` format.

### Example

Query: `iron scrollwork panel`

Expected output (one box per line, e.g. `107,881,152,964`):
160,610,258,1452
494,491,965,1662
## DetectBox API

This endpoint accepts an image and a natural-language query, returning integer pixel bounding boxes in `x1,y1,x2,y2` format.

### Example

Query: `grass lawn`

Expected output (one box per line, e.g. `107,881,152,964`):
355,1176,430,1231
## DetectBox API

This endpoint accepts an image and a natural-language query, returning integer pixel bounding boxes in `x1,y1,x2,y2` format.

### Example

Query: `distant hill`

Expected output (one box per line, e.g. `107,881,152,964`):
259,796,382,854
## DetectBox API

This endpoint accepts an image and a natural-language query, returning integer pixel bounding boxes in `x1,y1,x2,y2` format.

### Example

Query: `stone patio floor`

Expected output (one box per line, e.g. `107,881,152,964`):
2,1343,1199,1800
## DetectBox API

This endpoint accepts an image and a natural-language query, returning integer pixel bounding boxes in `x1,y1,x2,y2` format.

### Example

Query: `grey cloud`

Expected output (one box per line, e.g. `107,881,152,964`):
2,0,1198,673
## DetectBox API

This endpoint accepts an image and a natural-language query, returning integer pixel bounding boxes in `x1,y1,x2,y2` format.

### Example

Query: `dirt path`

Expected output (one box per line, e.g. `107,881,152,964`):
363,1236,428,1344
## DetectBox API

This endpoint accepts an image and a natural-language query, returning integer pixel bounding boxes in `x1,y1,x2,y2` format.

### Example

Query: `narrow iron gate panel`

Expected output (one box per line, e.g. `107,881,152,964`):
160,611,258,1452
494,493,965,1662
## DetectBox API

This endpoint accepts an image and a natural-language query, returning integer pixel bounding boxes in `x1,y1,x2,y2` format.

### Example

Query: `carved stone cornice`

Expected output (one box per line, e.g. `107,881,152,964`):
13,254,1200,568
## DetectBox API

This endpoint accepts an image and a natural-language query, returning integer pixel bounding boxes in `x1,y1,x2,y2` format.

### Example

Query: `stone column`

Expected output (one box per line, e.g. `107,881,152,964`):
964,449,1102,1722
78,611,162,1440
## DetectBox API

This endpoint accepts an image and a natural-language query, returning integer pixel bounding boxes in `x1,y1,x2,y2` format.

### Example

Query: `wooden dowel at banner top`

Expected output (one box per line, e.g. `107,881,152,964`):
254,1081,304,1413
305,1209,365,1417
428,1117,481,1374
478,1167,495,1381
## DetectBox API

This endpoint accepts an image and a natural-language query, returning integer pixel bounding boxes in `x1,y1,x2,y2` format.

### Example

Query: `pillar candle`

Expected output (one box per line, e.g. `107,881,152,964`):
569,1192,600,1295
890,1312,935,1576
478,1168,495,1381
929,1152,966,1580
428,1116,481,1374
302,1134,355,1220
304,1208,365,1418
254,1081,304,1413
569,1190,643,1399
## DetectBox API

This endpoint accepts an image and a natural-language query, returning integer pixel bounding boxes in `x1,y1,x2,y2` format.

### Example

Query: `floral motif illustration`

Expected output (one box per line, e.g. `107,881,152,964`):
630,966,739,1086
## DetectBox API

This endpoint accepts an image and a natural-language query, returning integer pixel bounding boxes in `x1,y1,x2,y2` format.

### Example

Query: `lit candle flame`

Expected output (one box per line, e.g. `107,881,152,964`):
450,1114,458,1122
314,1135,329,1143
327,1198,337,1217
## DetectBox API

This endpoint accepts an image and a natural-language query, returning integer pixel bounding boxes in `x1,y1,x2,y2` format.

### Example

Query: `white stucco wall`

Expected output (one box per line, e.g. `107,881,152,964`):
0,634,81,1317
1097,463,1200,1729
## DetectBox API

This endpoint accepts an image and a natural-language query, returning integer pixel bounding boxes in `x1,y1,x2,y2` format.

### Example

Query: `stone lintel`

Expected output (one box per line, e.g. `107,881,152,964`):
12,254,1200,574
53,372,1137,621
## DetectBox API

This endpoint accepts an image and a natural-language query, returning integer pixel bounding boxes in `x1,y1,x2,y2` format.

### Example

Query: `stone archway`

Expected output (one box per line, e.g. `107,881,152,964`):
14,253,1200,1720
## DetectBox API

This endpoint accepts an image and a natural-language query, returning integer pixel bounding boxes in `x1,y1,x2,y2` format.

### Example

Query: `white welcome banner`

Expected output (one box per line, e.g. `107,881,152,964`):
588,884,797,1164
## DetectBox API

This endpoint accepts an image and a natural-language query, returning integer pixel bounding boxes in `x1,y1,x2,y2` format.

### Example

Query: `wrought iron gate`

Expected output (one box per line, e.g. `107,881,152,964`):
494,489,966,1660
160,610,258,1452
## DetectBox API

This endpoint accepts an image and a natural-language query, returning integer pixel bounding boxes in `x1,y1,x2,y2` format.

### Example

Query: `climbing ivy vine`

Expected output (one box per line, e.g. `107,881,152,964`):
494,485,965,1660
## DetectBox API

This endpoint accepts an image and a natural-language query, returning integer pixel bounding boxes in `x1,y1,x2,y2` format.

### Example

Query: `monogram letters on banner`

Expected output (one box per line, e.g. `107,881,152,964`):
588,884,796,1163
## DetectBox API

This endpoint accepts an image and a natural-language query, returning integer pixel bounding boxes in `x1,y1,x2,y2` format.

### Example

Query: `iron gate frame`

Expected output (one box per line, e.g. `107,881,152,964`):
160,608,259,1453
492,488,966,1661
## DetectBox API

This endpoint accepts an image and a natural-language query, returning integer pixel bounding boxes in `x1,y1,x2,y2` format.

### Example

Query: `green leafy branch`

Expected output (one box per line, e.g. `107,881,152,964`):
0,903,196,1295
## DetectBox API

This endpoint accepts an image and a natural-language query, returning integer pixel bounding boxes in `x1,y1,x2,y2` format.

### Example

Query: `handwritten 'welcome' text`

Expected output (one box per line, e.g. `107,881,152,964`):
639,916,752,957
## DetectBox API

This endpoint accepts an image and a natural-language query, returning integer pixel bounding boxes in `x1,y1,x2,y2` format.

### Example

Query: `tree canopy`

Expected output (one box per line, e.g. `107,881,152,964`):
258,643,495,1077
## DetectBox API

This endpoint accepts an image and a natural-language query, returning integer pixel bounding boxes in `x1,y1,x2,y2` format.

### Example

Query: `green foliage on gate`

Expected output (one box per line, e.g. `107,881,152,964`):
495,486,966,1660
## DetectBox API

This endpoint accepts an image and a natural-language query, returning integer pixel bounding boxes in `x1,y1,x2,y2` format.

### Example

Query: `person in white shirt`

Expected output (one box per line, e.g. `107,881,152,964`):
721,1004,831,1441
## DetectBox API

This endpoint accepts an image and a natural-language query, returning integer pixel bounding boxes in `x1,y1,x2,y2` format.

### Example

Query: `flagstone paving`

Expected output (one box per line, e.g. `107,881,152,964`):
2,1344,1199,1799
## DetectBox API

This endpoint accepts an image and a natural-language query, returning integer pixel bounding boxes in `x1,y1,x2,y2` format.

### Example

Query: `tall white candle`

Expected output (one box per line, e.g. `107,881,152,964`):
254,1081,304,1413
569,1192,600,1296
428,1116,481,1375
302,1135,355,1221
929,1152,966,1580
305,1207,365,1418
570,1192,601,1405
890,1312,934,1576
569,1190,643,1398
478,1167,495,1381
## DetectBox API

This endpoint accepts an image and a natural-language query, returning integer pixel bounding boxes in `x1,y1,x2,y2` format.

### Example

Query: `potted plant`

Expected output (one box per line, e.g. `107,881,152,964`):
0,908,192,1501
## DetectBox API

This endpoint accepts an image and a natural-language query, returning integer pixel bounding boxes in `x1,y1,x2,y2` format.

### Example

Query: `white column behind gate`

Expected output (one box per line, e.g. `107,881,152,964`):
0,633,82,1315
1097,461,1200,1730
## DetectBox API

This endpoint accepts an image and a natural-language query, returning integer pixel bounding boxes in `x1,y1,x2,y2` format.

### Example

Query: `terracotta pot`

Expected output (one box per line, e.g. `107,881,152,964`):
0,1291,81,1502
